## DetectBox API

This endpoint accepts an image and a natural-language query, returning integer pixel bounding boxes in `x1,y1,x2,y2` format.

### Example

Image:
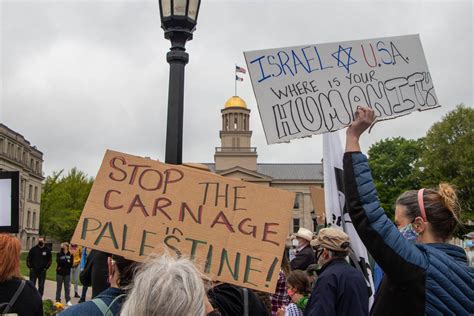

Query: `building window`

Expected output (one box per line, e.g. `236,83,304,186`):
30,158,34,169
294,193,301,209
28,185,33,200
234,118,238,130
27,211,31,228
35,161,39,173
293,218,300,233
33,212,36,229
21,179,26,198
34,186,38,202
0,138,3,153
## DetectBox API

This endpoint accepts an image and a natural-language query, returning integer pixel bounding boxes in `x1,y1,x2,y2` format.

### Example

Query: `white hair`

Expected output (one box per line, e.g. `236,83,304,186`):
120,255,206,316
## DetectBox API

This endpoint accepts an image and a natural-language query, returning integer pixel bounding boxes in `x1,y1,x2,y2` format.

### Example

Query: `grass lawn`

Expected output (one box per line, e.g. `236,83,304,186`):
20,252,58,281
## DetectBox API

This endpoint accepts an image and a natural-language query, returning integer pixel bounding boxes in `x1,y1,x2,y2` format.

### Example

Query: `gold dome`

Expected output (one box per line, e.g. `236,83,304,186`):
224,96,247,109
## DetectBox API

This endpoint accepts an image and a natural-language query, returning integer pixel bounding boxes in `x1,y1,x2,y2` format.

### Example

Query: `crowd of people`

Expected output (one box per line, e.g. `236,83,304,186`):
1,106,473,315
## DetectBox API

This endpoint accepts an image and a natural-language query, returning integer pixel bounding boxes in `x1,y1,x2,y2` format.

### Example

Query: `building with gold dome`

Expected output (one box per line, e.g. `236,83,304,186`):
203,96,324,233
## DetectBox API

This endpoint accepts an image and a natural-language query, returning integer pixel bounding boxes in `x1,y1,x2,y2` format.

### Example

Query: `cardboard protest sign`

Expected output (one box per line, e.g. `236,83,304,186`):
309,186,325,225
71,150,294,292
244,34,438,144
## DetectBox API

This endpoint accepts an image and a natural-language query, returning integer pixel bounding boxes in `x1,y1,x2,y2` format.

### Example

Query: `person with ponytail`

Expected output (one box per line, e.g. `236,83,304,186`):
343,106,473,315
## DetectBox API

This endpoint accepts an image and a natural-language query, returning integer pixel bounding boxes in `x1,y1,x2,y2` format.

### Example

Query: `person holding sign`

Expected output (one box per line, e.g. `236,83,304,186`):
343,106,474,315
290,228,315,271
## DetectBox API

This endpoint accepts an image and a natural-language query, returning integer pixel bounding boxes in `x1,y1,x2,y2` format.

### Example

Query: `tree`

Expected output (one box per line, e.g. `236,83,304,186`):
368,137,423,219
40,168,94,242
420,104,474,222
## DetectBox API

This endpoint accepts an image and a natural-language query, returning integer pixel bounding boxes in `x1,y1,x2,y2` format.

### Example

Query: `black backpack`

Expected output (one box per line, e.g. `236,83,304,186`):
0,280,26,315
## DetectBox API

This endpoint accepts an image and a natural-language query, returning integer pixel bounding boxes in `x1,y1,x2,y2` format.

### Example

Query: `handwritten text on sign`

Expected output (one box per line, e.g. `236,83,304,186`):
244,34,438,144
71,150,294,292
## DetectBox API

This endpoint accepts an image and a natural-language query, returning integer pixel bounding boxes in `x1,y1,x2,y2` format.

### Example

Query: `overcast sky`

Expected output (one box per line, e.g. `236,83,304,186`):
1,0,472,178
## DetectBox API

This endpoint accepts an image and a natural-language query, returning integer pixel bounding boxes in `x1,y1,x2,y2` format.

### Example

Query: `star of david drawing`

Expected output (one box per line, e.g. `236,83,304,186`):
331,45,357,73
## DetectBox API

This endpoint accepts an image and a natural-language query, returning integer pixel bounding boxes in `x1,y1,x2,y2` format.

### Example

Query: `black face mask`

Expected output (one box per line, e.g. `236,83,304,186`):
38,241,44,247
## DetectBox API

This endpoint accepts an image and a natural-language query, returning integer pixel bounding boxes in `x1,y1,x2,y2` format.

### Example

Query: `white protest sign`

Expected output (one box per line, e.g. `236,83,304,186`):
244,34,438,144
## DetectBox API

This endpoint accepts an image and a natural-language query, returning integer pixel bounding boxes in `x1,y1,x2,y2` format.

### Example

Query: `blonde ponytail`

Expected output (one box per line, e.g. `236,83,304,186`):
437,183,461,224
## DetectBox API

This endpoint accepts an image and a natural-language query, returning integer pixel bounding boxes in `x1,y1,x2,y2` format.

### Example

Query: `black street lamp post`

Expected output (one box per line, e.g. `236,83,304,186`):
158,0,201,164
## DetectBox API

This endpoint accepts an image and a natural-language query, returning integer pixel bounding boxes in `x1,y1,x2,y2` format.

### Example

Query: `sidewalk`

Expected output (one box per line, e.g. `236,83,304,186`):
42,279,91,305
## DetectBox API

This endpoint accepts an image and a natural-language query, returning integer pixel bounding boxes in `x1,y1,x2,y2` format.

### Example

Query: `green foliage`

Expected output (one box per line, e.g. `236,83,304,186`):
368,137,423,219
367,104,474,233
40,168,94,242
419,105,474,221
42,299,54,316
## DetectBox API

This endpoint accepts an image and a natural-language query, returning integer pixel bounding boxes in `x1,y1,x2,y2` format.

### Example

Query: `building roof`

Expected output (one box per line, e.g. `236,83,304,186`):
0,123,43,155
204,163,323,181
224,96,247,109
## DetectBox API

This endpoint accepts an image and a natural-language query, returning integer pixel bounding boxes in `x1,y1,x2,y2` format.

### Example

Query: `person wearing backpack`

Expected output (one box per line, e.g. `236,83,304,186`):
60,254,138,316
0,234,42,316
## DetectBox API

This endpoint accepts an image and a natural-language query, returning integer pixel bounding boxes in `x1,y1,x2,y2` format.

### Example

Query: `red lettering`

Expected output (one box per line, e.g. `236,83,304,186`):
179,202,202,224
163,169,184,194
104,189,123,210
238,218,256,237
210,211,235,233
262,223,279,246
127,194,149,217
361,43,377,67
128,164,151,185
138,168,163,191
109,156,127,182
152,197,172,220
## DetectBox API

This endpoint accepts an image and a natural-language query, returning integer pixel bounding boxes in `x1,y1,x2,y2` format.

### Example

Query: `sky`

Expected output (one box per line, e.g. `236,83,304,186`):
1,0,472,178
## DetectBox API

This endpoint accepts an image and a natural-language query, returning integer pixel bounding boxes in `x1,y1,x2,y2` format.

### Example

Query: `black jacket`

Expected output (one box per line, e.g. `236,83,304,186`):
80,250,109,298
0,278,43,316
207,283,270,316
290,245,315,271
56,250,73,276
26,244,52,271
304,258,368,316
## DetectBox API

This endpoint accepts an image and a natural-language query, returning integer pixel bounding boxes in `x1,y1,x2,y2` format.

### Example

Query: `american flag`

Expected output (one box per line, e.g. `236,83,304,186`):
235,75,244,82
236,65,247,74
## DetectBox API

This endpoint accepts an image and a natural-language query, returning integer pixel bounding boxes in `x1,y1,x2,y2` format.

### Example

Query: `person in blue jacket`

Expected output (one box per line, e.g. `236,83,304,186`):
60,254,137,316
304,228,368,316
343,106,474,315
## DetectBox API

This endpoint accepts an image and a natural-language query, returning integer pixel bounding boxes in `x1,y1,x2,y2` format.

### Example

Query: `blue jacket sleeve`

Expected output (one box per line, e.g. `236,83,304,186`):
343,152,428,282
